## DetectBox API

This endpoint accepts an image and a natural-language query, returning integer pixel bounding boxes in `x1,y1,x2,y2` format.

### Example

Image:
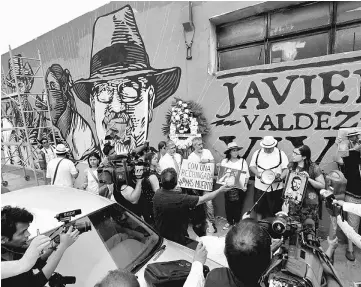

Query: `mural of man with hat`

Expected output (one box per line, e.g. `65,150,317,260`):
45,5,181,161
249,136,289,220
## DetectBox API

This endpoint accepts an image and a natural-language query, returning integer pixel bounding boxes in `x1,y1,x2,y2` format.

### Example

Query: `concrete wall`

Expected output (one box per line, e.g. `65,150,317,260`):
2,1,360,171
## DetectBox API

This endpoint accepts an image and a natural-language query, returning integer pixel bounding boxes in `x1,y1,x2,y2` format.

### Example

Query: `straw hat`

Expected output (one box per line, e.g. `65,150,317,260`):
346,128,361,137
55,144,69,154
260,136,277,148
224,142,243,154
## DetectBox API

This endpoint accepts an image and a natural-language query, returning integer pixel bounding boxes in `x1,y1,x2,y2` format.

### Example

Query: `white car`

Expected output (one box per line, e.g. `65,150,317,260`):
2,186,223,286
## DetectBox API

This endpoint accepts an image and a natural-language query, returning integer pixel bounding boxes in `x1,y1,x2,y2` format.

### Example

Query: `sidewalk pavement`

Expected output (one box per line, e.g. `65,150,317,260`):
2,164,361,286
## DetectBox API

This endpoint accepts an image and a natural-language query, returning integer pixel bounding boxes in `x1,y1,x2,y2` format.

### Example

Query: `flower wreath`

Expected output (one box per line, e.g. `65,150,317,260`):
162,98,210,150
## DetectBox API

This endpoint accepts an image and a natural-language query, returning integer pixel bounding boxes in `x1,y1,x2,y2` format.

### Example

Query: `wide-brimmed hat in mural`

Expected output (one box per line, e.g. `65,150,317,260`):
73,5,181,108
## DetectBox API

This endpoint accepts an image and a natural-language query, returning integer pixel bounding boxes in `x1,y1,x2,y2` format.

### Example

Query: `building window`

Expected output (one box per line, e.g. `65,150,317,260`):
216,1,361,71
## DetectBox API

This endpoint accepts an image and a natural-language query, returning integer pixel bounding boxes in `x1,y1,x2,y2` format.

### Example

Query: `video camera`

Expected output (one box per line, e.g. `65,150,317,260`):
52,209,91,244
97,141,152,188
259,213,343,287
49,272,75,287
320,170,347,217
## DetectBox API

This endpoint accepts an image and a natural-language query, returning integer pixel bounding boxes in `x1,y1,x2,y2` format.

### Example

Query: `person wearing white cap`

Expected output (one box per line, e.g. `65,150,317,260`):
249,136,289,220
338,128,361,261
46,144,79,188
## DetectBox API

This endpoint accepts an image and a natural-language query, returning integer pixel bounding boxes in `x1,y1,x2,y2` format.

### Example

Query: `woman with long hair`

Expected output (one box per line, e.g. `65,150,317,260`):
218,142,249,230
82,152,101,195
287,145,325,230
139,152,161,225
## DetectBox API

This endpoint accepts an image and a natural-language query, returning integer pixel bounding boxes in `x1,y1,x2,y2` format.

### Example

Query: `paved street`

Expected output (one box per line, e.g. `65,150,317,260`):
2,164,361,286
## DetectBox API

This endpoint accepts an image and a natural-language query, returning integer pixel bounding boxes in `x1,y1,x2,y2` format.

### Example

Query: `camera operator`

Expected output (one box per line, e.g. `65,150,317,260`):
1,206,79,287
205,219,271,287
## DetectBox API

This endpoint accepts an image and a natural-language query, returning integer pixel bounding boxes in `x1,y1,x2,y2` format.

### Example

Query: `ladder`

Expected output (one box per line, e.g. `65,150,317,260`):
1,45,57,186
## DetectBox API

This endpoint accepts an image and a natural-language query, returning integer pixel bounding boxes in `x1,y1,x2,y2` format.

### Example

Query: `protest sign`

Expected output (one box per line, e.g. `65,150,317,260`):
283,171,308,206
178,160,214,191
216,166,247,190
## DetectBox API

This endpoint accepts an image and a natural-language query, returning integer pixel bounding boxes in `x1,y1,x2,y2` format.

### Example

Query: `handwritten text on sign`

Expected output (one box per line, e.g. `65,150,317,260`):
178,160,215,191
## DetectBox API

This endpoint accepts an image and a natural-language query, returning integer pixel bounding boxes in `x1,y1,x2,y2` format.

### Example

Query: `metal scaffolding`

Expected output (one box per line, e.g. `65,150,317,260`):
1,46,56,186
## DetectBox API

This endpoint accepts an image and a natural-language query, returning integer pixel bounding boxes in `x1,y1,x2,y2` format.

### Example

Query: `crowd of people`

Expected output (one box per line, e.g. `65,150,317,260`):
21,129,361,253
2,127,360,286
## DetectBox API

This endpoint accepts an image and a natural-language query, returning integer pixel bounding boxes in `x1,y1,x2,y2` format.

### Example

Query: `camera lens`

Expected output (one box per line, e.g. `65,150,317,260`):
74,222,91,234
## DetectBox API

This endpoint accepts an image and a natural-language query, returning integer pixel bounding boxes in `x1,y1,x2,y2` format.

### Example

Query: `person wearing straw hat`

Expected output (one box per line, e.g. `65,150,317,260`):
46,144,79,188
249,136,289,220
45,5,181,162
338,127,361,261
217,142,250,230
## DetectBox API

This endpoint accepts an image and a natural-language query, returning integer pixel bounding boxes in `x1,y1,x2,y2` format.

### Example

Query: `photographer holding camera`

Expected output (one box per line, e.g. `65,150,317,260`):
1,206,79,287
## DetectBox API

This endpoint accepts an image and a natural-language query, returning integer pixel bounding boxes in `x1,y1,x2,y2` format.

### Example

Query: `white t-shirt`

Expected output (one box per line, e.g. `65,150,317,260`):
220,158,250,191
158,153,182,173
249,148,289,191
188,149,214,163
46,157,78,187
85,168,99,195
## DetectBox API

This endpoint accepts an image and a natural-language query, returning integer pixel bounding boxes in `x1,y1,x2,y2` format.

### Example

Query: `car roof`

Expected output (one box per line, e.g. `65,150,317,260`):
1,186,113,237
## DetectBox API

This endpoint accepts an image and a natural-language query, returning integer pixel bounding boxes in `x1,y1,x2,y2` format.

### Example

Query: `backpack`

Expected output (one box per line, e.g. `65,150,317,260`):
144,259,209,287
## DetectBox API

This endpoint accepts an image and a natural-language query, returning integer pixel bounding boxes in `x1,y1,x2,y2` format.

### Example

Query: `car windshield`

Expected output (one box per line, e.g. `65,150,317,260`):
88,203,161,271
44,203,162,285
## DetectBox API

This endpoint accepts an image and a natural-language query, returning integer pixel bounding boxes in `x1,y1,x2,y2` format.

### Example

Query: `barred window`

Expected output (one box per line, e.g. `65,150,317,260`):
216,1,361,71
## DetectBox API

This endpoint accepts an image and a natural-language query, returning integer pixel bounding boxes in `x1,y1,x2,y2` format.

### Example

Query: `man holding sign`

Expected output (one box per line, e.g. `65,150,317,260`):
188,137,217,233
153,168,231,245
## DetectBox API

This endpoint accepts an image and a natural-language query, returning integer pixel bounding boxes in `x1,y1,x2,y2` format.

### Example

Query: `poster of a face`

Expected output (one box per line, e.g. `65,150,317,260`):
283,171,308,205
216,166,246,190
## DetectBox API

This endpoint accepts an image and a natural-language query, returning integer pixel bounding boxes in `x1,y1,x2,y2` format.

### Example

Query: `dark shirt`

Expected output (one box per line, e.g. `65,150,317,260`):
1,247,48,287
205,267,258,287
343,149,361,197
153,188,199,245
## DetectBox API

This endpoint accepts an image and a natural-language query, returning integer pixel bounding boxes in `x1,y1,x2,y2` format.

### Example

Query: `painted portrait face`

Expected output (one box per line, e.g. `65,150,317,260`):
292,177,302,191
91,76,155,155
